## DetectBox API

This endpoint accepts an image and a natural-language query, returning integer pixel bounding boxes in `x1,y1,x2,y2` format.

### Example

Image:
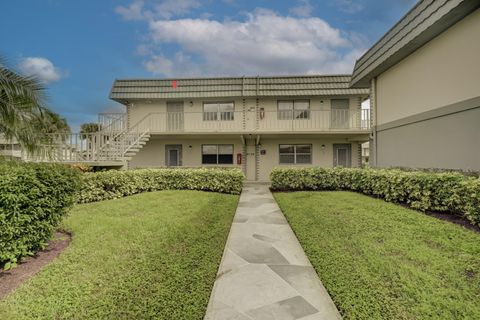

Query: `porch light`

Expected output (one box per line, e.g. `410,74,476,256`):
321,144,326,150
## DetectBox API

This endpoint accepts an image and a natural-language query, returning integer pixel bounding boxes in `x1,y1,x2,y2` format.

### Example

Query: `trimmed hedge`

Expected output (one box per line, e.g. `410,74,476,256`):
270,167,480,226
1,166,243,268
77,168,244,203
0,162,81,268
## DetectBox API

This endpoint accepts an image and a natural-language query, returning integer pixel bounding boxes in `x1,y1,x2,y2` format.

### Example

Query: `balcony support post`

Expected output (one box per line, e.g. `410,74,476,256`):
255,98,259,130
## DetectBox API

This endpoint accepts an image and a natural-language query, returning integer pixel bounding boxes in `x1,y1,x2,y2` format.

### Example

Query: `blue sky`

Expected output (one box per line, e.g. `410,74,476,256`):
1,0,416,130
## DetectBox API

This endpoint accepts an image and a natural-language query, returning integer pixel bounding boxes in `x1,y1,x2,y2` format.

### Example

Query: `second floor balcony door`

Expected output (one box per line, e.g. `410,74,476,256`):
331,99,350,129
167,102,184,131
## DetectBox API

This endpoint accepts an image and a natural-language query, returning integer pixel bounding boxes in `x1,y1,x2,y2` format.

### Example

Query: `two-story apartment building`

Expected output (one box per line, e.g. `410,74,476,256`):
107,75,370,181
0,135,22,160
351,0,480,171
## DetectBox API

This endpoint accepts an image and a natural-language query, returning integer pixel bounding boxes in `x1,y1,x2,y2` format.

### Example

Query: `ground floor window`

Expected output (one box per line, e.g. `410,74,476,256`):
279,144,312,164
202,144,234,164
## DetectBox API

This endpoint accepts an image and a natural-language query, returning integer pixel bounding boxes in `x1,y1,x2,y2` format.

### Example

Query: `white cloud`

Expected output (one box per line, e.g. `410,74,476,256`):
143,55,174,74
143,10,364,76
115,0,145,20
143,52,201,76
153,0,200,19
18,57,63,83
116,0,200,21
289,0,314,18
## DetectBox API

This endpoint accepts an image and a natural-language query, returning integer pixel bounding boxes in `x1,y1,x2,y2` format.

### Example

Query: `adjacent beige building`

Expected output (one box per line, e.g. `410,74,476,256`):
0,136,22,159
351,0,480,171
106,75,370,181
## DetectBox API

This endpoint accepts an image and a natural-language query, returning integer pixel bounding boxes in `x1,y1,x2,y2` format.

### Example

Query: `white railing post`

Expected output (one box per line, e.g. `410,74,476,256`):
26,108,373,164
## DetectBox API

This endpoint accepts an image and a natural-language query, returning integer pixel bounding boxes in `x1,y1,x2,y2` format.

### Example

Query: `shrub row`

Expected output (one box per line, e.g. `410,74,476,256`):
77,168,244,203
0,162,81,268
270,167,480,226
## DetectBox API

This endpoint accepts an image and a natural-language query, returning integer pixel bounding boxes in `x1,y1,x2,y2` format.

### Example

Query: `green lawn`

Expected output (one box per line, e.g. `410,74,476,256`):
274,191,480,320
0,190,238,320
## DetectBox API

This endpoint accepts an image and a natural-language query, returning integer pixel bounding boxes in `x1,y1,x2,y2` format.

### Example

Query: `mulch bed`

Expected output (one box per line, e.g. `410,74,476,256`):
0,231,71,299
362,194,480,233
424,211,480,233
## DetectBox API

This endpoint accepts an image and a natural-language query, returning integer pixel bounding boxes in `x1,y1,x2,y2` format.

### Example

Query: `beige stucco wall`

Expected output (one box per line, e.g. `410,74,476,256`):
258,97,360,112
129,136,244,169
257,138,360,181
375,9,480,126
376,106,480,171
130,135,361,181
127,96,362,128
126,94,365,177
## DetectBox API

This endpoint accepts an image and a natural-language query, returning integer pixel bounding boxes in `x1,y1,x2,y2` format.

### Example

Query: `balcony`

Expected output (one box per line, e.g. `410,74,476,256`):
0,149,22,158
98,112,127,131
132,109,370,134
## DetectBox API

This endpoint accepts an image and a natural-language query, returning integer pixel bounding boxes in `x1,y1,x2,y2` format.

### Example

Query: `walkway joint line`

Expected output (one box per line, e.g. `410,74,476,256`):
205,183,342,320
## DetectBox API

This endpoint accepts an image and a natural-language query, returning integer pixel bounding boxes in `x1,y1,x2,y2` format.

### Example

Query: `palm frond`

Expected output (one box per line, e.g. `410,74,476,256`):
0,55,65,152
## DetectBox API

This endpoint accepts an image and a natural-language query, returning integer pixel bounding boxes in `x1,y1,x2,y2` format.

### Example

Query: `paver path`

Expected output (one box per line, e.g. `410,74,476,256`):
204,183,341,320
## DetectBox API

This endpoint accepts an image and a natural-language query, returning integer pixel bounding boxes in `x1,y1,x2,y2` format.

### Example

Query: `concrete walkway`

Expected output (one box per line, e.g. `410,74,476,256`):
205,183,341,320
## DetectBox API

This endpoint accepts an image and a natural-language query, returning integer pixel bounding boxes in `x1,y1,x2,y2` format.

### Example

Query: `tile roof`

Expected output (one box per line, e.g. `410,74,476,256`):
110,75,369,103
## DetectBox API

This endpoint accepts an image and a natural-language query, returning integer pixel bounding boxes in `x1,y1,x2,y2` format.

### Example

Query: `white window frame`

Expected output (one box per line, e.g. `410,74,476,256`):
277,100,310,120
279,144,312,164
201,144,234,164
203,102,235,121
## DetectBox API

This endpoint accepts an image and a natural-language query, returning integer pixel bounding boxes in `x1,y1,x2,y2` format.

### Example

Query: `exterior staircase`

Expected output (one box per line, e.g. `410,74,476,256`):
24,113,150,166
99,131,151,162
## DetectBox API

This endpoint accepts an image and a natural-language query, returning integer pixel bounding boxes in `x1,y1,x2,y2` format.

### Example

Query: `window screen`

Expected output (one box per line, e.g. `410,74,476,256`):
279,144,312,164
277,100,310,119
202,144,234,164
203,102,234,121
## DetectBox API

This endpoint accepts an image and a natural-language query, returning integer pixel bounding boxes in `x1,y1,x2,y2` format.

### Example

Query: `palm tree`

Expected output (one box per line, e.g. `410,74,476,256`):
0,57,59,152
41,110,70,134
80,122,101,135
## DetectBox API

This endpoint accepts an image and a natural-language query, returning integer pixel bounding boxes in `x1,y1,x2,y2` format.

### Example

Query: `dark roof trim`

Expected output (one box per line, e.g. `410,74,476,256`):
350,0,480,88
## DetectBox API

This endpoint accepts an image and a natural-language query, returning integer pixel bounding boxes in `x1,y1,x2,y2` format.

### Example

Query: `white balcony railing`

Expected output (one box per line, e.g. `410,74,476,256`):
0,149,22,158
24,109,370,164
131,109,370,133
98,113,127,132
23,130,148,163
259,109,370,131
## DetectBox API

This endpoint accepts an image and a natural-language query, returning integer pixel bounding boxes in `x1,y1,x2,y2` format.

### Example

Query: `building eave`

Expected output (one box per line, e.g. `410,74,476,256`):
350,0,480,88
